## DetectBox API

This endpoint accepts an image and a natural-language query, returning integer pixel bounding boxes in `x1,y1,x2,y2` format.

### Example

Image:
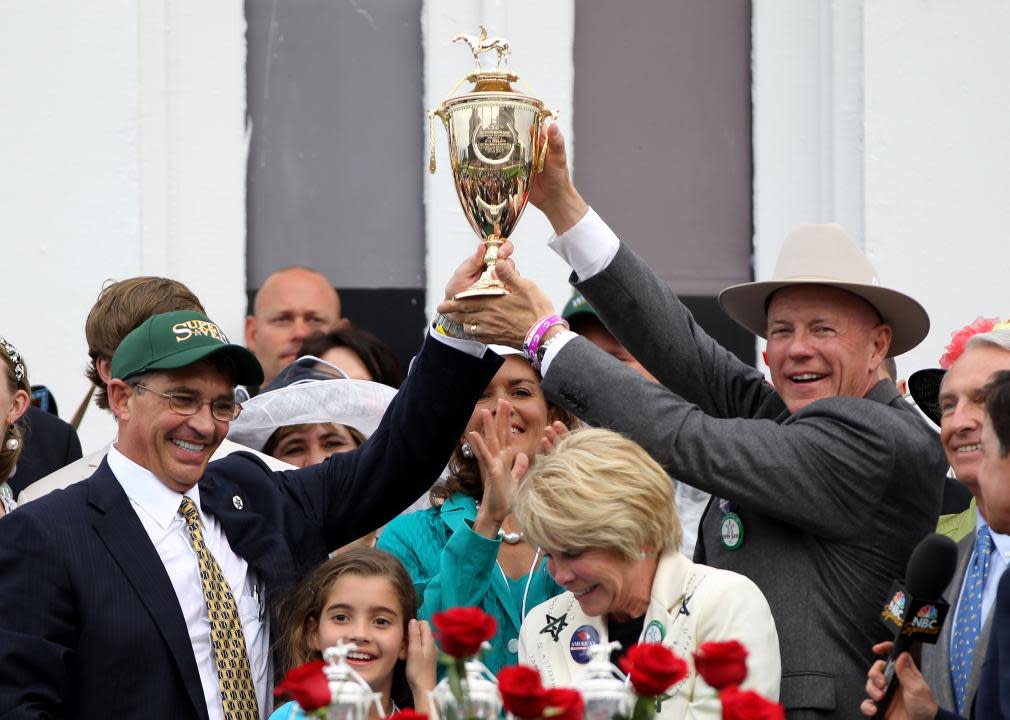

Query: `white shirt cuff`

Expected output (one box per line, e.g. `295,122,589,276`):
546,206,620,281
539,330,579,378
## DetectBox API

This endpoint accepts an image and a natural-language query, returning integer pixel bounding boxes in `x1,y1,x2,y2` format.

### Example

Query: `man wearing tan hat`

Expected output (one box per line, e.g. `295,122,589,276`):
439,125,947,718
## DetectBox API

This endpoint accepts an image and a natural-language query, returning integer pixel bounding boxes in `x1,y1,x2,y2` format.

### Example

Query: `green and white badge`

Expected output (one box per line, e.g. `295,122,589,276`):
643,620,665,643
720,512,744,550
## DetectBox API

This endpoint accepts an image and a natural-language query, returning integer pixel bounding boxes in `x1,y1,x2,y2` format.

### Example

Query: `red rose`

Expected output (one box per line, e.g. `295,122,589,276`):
719,686,785,720
432,607,498,658
542,688,584,720
274,659,330,711
619,643,689,697
693,640,749,690
498,665,549,719
388,711,428,720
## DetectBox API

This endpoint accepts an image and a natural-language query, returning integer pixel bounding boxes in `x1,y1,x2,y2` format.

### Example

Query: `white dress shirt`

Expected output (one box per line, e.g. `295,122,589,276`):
108,445,270,719
539,207,619,377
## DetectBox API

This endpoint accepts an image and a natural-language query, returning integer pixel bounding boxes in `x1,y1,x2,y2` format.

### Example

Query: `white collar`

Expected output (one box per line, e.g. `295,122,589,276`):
108,444,201,529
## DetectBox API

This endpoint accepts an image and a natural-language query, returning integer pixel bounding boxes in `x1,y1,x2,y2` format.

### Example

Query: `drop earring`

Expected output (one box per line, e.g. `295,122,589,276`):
461,441,474,459
5,436,19,451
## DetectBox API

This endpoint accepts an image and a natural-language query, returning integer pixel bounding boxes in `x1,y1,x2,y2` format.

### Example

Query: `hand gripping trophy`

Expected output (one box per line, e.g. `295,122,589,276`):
429,26,556,298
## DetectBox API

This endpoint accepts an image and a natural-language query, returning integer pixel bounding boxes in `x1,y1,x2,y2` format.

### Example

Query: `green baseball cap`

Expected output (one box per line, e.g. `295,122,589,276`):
561,292,598,321
111,310,264,386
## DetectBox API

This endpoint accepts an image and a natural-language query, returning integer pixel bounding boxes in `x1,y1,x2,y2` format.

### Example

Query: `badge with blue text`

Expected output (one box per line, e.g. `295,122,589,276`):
569,625,600,664
643,620,665,643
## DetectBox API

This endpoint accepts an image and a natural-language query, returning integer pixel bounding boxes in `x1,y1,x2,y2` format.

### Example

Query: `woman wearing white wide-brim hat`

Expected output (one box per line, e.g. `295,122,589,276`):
228,355,397,466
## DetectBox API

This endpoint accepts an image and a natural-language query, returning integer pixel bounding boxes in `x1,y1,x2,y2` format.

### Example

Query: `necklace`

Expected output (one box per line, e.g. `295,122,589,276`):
498,528,524,544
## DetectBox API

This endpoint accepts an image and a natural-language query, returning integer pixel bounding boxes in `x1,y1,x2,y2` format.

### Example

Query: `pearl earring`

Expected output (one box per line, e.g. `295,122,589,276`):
461,441,474,459
5,436,19,451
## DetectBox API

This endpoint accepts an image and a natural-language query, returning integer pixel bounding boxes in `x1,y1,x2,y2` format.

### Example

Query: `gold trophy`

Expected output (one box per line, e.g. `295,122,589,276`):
429,26,555,298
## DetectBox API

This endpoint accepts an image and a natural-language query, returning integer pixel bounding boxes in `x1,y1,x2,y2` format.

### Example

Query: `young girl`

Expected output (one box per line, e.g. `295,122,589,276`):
272,548,436,719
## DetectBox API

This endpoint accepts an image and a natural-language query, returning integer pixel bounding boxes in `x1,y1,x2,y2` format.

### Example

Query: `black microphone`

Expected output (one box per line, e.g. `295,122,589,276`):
877,532,958,713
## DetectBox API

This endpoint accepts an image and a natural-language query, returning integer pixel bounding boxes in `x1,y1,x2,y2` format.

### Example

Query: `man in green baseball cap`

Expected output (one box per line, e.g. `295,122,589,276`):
0,297,503,718
111,309,264,387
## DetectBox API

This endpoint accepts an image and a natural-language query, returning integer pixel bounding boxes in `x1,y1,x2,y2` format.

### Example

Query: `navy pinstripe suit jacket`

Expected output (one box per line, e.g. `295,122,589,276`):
0,337,500,719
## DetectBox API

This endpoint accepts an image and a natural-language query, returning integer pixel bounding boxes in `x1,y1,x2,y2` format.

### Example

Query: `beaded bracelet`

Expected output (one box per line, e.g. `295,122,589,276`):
523,314,568,368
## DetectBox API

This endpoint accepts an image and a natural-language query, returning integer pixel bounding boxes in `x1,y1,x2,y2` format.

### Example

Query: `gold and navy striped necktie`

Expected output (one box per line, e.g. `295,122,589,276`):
178,497,260,719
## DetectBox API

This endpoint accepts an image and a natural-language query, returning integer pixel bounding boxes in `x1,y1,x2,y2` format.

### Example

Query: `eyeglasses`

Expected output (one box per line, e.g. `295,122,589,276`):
134,384,242,422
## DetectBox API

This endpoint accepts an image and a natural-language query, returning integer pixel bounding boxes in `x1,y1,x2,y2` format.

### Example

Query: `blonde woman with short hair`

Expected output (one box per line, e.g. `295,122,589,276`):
515,428,780,719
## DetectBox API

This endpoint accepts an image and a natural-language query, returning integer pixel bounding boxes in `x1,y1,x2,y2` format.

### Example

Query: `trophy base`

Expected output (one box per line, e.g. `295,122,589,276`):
454,283,509,299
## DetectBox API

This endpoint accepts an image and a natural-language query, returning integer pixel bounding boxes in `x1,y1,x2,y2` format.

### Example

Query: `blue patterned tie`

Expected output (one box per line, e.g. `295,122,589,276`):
950,524,993,715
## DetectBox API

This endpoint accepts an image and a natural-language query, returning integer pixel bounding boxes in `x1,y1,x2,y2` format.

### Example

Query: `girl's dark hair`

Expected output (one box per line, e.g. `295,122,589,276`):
277,548,417,709
300,325,402,388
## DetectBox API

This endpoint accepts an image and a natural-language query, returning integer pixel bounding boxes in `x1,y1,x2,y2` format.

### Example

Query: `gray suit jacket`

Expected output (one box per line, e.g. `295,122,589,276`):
542,242,947,719
921,528,992,714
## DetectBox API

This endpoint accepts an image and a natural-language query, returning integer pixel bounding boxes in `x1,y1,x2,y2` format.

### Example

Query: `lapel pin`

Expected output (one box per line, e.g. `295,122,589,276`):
232,496,244,510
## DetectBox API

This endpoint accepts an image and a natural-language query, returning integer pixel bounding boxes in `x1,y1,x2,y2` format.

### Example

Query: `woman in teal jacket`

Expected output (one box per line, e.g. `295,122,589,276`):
379,346,577,673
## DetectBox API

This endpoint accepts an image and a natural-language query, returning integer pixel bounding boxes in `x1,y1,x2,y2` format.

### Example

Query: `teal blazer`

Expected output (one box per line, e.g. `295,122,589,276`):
378,493,562,673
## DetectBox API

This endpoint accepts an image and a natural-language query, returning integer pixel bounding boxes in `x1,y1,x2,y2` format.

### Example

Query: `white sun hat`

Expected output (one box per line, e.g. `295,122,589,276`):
227,355,397,451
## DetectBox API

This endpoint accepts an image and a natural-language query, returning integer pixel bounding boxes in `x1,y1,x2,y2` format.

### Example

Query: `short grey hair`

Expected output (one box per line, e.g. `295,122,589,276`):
966,328,1010,354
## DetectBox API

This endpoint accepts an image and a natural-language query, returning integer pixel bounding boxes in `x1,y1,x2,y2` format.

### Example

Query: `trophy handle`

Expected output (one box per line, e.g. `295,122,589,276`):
428,109,444,174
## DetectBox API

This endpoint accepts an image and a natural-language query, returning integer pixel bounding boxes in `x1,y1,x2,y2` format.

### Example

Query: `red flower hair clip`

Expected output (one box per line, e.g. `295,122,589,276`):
939,316,1000,369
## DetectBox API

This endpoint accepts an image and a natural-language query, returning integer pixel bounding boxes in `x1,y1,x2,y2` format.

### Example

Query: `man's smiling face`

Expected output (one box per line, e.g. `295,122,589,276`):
114,362,234,492
765,284,891,414
938,343,1010,492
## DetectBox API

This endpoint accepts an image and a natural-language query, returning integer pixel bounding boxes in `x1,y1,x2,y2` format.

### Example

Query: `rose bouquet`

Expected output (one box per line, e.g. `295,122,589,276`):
498,664,584,720
619,644,688,720
274,642,383,720
429,607,502,720
693,641,784,720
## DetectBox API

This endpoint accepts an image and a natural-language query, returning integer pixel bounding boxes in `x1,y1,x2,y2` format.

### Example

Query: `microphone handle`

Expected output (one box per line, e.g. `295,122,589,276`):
877,633,915,714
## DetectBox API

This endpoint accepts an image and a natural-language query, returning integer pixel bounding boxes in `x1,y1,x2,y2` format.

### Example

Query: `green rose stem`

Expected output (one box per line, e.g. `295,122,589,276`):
630,695,657,720
446,656,476,720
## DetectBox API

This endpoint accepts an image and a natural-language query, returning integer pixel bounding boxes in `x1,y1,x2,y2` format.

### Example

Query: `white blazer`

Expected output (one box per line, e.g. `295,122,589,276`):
519,551,781,720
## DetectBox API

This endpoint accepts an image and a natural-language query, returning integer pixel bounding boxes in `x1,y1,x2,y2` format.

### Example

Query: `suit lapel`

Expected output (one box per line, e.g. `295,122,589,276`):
199,469,295,619
88,461,210,720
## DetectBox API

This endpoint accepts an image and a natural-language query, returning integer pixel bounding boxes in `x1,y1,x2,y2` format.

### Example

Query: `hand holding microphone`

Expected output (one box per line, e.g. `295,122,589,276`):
862,533,958,717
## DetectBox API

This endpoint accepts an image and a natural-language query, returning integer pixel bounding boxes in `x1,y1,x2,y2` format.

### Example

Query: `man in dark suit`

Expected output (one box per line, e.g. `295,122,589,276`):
440,125,948,718
0,308,501,719
916,333,1010,715
8,404,83,497
862,369,1010,718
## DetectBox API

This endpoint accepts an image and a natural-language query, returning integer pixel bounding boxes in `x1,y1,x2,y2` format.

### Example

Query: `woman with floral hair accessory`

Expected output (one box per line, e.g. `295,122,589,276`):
0,336,31,516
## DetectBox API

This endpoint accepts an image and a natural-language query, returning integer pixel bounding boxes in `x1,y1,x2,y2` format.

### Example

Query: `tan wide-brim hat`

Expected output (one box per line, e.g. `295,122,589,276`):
718,224,930,357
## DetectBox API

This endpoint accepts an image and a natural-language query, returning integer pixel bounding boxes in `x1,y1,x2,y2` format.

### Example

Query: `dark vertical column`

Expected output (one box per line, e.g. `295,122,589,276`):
245,0,426,373
573,0,755,364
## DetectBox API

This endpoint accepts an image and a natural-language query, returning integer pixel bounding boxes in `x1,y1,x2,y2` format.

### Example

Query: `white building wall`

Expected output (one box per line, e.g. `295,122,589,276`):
0,1,247,452
754,0,1010,378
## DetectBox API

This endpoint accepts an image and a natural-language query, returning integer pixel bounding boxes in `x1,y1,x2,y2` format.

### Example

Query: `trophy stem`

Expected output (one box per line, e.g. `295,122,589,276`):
453,236,509,299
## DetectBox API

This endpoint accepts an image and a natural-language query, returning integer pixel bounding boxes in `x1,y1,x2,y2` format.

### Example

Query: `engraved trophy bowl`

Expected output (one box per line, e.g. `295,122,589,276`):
430,26,555,298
